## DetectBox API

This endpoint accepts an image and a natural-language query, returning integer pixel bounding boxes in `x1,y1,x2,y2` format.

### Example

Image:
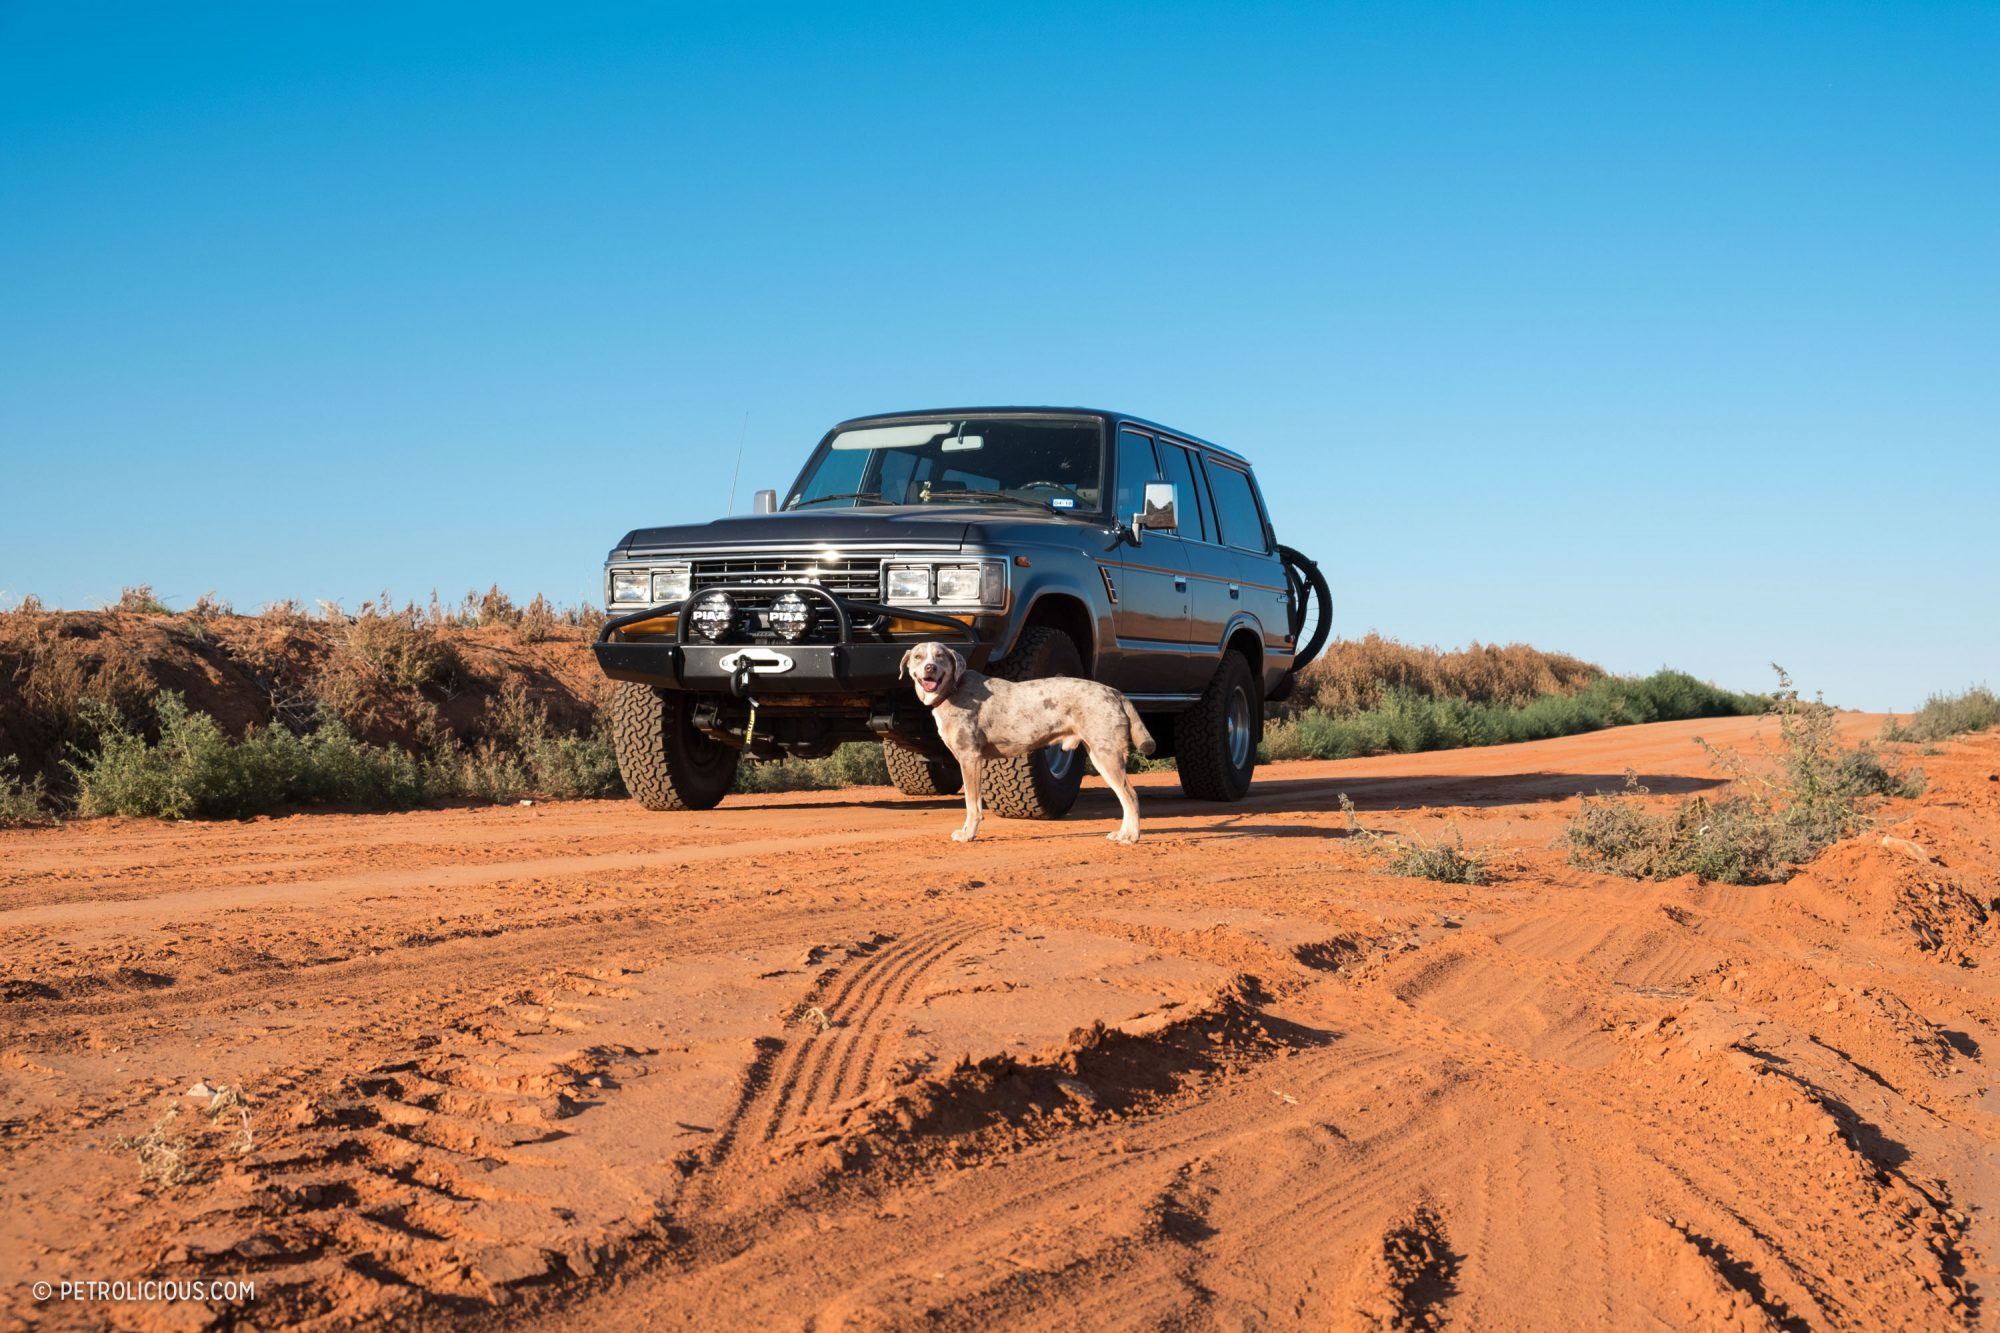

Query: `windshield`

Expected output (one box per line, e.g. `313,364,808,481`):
785,416,1105,513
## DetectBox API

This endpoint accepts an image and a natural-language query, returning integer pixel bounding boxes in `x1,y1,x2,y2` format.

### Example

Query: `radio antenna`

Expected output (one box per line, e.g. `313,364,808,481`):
726,411,748,513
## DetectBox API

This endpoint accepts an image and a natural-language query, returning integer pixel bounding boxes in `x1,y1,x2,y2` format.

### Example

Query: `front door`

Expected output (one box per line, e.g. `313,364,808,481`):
1108,429,1192,694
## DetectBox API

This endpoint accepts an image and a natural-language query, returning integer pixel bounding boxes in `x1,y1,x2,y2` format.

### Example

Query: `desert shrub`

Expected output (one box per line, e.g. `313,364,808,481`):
1257,671,1762,764
1295,634,1603,716
116,585,171,614
10,614,157,764
1385,826,1486,884
1565,670,1922,884
0,757,50,826
735,743,891,793
70,692,425,819
430,678,622,801
1883,687,2000,744
340,603,461,690
14,593,45,613
476,585,519,625
519,594,559,643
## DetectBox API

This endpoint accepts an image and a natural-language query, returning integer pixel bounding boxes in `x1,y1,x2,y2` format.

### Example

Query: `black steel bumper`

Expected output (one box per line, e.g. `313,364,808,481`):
592,584,983,697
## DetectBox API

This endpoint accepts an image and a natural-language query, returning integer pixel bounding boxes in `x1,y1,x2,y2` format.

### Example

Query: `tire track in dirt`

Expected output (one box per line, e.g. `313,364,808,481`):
699,921,982,1186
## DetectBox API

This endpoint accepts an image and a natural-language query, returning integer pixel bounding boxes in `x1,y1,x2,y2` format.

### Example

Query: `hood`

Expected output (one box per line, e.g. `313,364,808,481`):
616,504,1086,556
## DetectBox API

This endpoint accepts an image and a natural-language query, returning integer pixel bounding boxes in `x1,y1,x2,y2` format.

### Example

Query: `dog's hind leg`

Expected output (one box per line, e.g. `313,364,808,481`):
1093,745,1142,844
953,756,984,842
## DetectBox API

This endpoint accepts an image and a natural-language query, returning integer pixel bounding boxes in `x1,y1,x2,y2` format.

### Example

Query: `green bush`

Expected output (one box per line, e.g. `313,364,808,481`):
69,692,426,819
429,679,623,801
1386,827,1486,884
1260,670,1763,764
0,757,51,826
1883,687,2000,744
1565,670,1924,884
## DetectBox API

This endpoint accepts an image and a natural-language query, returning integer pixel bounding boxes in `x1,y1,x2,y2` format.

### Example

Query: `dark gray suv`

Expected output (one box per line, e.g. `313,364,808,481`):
593,407,1329,816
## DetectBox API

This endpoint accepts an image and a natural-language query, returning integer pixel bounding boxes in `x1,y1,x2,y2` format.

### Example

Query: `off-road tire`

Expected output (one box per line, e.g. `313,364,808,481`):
1178,652,1260,802
609,681,738,811
882,740,963,796
984,626,1086,820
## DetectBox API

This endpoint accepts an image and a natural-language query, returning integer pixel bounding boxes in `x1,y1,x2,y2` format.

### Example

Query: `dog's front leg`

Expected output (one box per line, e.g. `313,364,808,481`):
953,756,983,842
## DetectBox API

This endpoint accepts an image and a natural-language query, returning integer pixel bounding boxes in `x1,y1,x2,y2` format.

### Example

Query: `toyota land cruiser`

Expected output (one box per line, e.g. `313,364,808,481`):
593,407,1329,817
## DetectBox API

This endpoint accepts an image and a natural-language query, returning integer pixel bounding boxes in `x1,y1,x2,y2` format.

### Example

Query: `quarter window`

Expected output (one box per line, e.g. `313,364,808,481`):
1203,459,1270,552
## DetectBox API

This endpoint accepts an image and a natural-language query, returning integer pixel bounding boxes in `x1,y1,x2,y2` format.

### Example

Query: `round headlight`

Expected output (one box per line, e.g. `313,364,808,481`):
768,591,811,642
689,592,736,642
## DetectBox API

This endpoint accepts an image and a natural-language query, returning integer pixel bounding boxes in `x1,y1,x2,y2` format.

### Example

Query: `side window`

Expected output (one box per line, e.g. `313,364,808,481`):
1202,458,1271,553
1112,429,1161,524
1155,443,1210,543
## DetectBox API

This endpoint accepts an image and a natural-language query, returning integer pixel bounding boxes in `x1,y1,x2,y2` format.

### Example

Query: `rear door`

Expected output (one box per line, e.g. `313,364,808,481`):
1190,452,1290,675
1153,439,1231,680
1105,428,1192,693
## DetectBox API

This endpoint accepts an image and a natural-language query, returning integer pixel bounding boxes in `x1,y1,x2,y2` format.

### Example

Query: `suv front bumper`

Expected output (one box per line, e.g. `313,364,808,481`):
592,584,985,697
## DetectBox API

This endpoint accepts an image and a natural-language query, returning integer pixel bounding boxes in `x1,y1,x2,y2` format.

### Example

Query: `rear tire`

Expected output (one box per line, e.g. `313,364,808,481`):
883,740,963,796
984,626,1086,820
609,681,738,811
1177,652,1260,802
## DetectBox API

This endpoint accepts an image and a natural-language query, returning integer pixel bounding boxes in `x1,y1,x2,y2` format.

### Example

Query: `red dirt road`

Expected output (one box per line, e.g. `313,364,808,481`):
3,715,1996,1330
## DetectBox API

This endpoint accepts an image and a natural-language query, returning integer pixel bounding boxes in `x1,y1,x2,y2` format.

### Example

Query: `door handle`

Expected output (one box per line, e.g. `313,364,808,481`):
1228,583,1241,598
1173,576,1188,591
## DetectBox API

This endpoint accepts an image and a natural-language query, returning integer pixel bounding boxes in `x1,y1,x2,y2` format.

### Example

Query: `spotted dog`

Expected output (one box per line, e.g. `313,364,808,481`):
899,640,1155,844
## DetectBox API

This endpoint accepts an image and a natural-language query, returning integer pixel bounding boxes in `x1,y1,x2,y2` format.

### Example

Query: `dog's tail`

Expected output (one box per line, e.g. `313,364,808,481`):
1121,697,1156,757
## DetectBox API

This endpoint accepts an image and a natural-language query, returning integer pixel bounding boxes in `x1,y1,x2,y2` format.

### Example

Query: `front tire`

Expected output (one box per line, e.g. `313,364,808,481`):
984,626,1087,820
609,681,739,811
1177,652,1260,802
883,740,963,796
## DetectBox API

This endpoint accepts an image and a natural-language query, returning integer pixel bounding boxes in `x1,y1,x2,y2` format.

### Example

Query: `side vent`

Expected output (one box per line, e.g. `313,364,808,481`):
1098,565,1119,605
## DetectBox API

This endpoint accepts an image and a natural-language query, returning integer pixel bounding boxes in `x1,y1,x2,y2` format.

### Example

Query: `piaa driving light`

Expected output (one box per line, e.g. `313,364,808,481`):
768,592,811,641
689,592,736,642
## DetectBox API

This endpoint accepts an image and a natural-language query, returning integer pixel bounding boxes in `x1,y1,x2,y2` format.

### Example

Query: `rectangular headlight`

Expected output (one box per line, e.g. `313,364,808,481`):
611,571,649,604
934,565,985,603
651,565,690,603
886,566,932,602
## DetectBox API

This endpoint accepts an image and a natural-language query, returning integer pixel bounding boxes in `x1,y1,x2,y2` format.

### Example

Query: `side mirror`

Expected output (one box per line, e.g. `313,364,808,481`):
1129,481,1178,544
753,489,777,515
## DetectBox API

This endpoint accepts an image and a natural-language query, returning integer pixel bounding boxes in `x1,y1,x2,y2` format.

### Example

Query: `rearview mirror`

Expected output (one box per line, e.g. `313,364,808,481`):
753,489,777,514
1129,481,1178,544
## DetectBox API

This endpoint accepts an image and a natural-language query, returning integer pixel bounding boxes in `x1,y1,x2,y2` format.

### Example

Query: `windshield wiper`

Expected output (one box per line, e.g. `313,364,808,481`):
789,491,888,509
922,489,1042,506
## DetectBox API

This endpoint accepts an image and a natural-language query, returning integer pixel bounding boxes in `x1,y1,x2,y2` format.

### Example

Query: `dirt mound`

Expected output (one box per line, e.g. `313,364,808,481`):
0,603,605,785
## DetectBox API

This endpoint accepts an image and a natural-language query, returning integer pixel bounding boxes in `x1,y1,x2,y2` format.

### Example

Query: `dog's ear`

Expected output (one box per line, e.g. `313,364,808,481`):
897,646,917,680
948,648,967,679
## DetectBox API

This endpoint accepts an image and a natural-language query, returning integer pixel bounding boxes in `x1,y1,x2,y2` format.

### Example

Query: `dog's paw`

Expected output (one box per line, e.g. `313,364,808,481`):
1107,829,1140,845
951,829,978,843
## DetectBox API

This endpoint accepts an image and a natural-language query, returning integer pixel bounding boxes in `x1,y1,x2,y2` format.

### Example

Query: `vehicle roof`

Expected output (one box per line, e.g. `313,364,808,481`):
829,407,1250,465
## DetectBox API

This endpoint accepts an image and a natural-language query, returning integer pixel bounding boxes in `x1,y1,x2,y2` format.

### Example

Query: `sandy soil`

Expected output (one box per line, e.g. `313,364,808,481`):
3,714,1995,1330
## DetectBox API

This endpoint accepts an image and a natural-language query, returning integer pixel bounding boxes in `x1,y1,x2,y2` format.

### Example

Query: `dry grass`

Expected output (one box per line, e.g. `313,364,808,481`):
117,1105,194,1187
1295,633,1602,716
1339,794,1487,884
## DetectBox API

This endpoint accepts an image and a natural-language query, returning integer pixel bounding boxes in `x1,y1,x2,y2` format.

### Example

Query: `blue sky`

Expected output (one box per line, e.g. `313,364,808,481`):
2,2,1993,710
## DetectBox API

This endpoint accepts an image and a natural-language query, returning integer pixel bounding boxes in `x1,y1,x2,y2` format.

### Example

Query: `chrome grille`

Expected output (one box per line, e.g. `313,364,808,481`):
687,554,882,599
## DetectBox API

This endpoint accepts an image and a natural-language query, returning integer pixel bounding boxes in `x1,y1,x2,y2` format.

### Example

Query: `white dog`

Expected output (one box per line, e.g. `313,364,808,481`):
900,641,1155,844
